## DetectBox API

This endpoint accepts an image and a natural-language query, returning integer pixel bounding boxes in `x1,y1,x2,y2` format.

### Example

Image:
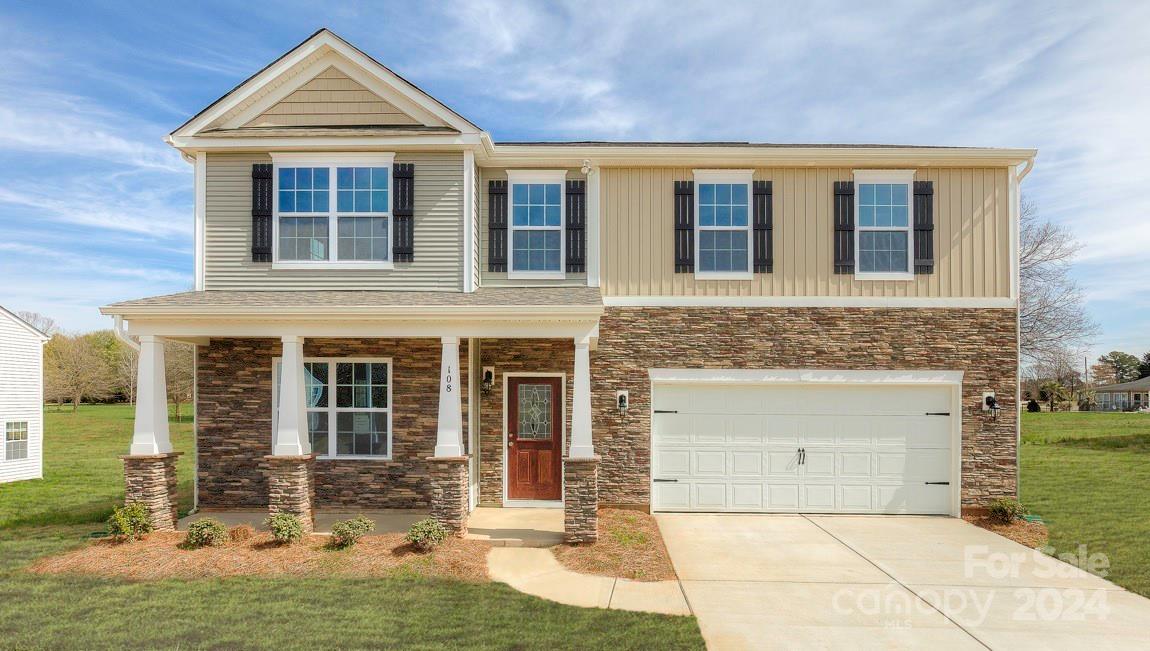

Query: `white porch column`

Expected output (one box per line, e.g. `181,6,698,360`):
130,335,172,455
434,336,464,457
569,338,595,458
273,335,310,456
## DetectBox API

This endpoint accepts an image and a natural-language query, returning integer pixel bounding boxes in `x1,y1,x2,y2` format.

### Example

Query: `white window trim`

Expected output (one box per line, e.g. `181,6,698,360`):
853,169,915,281
271,153,397,270
5,421,29,462
693,169,754,280
273,356,394,460
506,169,567,280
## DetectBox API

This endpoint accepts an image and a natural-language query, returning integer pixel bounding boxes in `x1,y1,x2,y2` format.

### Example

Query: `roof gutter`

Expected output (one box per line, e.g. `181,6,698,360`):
99,304,605,321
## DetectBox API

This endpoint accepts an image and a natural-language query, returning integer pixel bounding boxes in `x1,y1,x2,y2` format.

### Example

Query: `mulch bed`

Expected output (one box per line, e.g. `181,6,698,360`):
28,531,490,582
552,508,677,582
964,515,1049,549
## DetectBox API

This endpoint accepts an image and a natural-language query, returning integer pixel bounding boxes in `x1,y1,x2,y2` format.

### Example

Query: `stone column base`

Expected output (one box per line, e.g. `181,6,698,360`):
120,452,182,532
264,455,316,533
427,456,470,536
563,456,600,543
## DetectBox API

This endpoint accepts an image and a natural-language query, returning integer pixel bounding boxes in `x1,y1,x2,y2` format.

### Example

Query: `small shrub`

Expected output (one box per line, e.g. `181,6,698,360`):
228,524,256,543
987,498,1026,524
1027,399,1041,413
406,518,449,552
329,516,375,549
184,519,228,548
106,503,152,541
265,513,305,545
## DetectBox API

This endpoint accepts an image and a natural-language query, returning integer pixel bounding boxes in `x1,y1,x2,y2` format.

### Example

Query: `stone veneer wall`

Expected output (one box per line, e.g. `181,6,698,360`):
591,307,1018,509
196,338,467,509
477,339,574,505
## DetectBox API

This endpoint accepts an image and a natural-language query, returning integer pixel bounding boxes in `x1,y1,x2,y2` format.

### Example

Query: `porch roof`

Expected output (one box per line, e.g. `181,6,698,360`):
101,287,603,318
1094,376,1150,392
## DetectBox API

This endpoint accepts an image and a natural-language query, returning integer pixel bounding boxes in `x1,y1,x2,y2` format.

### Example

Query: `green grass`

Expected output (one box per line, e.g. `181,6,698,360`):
0,405,703,649
0,404,194,529
1021,411,1150,597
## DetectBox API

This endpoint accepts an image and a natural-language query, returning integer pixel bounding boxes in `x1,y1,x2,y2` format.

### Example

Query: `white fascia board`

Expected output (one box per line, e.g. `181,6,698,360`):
100,304,603,320
269,152,396,165
168,133,484,152
602,296,1016,308
648,368,964,386
123,318,601,341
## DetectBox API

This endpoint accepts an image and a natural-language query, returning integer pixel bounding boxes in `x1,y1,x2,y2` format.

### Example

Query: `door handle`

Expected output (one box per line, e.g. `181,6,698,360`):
507,440,514,448
798,448,805,465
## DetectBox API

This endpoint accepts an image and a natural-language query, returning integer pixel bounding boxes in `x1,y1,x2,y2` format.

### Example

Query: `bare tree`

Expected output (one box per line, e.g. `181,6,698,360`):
1019,198,1097,365
116,345,139,405
164,341,195,421
43,334,114,411
15,311,58,336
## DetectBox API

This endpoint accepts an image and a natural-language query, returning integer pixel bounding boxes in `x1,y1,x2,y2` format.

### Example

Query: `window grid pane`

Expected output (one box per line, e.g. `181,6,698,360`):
858,183,909,228
337,216,389,261
337,167,389,213
278,167,329,213
278,217,329,261
858,231,909,273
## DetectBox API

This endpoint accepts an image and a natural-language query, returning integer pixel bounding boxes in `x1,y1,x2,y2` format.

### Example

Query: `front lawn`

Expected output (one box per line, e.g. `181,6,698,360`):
1021,411,1150,597
0,406,704,649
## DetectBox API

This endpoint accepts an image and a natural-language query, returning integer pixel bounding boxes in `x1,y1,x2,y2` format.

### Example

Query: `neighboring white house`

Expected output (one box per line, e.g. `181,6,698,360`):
0,305,49,482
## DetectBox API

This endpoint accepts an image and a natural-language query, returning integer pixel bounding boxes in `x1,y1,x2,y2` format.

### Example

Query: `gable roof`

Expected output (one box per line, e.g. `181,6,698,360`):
169,28,480,140
1095,376,1150,392
0,305,51,341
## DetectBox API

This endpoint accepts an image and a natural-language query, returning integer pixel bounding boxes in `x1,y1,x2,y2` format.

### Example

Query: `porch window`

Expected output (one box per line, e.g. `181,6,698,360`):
507,170,566,279
5,421,29,461
272,154,394,268
275,358,392,459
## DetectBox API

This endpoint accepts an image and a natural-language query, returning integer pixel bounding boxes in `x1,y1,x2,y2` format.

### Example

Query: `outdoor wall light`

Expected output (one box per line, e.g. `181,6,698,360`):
982,392,1001,420
481,367,495,396
616,390,629,416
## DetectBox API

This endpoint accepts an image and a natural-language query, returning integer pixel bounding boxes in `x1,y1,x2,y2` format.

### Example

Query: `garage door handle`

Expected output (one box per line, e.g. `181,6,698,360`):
654,410,678,414
925,481,950,485
653,479,678,483
925,412,951,416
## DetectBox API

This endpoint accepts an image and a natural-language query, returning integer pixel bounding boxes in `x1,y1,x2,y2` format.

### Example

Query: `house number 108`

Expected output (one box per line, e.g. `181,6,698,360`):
445,365,453,392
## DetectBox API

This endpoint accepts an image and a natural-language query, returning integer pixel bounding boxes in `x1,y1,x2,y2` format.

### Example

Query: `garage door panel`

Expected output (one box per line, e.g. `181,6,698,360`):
651,380,955,515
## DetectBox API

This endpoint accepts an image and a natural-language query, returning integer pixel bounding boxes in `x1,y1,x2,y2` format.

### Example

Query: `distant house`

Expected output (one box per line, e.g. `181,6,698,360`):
1094,377,1150,412
0,305,49,483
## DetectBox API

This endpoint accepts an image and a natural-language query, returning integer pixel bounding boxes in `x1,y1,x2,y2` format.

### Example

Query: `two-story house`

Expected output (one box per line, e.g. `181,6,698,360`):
102,29,1034,542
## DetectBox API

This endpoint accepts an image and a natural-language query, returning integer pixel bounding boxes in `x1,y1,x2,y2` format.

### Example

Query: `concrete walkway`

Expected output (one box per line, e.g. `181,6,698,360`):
487,547,691,616
658,513,1150,650
465,507,565,547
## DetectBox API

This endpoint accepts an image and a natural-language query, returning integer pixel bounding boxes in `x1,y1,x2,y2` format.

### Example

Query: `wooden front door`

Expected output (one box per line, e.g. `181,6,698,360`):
507,376,563,501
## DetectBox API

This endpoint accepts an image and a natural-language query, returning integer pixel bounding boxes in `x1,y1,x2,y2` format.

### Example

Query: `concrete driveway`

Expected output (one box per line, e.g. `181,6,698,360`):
657,514,1150,650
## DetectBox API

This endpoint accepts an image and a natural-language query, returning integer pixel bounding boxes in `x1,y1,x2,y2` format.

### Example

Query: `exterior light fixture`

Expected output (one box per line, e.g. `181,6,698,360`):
616,390,629,415
482,366,495,396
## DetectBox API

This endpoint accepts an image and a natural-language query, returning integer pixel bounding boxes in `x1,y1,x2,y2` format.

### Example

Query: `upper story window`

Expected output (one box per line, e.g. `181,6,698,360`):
854,170,914,280
507,170,566,279
272,153,394,269
694,170,753,280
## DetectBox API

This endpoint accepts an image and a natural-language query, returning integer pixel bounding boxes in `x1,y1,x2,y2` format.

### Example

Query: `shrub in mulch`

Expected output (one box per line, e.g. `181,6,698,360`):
183,519,228,549
265,513,304,545
27,532,491,582
106,503,152,542
552,508,677,582
228,525,255,543
405,518,449,552
328,516,375,550
964,515,1048,549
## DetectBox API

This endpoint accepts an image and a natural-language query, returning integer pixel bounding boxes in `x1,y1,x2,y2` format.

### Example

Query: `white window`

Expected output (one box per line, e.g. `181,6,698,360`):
274,358,392,459
5,422,28,461
854,170,915,280
694,170,753,280
507,170,566,279
272,153,395,269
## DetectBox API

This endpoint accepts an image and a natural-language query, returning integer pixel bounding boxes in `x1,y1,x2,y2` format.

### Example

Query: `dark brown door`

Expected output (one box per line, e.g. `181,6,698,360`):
507,376,563,500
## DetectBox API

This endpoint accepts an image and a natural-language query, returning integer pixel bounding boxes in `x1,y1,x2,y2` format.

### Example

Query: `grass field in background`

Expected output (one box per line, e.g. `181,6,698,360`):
0,405,704,650
1021,411,1150,597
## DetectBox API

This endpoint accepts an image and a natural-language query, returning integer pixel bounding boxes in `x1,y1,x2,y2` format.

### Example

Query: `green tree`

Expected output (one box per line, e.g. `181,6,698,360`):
1139,352,1150,379
1097,351,1141,384
1039,380,1067,412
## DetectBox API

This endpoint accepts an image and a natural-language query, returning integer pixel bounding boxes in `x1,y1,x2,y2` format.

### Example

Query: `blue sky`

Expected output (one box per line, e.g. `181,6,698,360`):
1,1,1147,361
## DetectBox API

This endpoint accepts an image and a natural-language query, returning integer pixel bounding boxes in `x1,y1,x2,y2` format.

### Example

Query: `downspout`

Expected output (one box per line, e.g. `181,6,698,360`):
1013,155,1035,504
112,315,140,352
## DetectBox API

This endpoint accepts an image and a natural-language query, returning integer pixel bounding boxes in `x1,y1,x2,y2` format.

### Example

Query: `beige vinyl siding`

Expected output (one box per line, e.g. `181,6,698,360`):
0,311,44,483
204,152,464,291
479,168,588,286
243,67,421,128
599,167,1011,298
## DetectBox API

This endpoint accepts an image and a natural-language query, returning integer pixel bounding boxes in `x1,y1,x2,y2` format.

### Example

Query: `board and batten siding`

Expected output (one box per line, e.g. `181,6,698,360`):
0,311,45,482
204,152,465,291
478,167,588,286
599,167,1011,298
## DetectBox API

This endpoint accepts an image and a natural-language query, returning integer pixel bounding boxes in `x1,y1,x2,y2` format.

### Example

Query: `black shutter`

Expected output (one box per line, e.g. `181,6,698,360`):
833,181,855,274
913,181,935,274
565,179,586,273
392,163,415,262
488,180,508,272
753,181,773,273
251,164,273,263
674,181,694,273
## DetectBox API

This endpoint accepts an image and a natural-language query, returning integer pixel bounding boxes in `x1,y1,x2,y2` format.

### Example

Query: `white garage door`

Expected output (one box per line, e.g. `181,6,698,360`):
651,381,956,514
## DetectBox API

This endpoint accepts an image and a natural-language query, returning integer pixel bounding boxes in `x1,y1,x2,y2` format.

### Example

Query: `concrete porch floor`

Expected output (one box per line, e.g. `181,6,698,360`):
179,507,565,547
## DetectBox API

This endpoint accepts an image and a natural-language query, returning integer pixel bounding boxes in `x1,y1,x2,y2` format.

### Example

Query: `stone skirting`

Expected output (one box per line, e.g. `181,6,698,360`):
428,456,470,535
264,455,316,532
563,457,599,543
121,452,181,531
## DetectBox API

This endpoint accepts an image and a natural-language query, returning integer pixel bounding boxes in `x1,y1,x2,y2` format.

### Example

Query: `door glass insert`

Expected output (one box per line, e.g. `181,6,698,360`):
517,384,553,440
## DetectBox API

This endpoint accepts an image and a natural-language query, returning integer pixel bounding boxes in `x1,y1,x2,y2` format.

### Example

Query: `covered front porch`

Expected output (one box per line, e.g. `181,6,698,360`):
99,288,604,543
